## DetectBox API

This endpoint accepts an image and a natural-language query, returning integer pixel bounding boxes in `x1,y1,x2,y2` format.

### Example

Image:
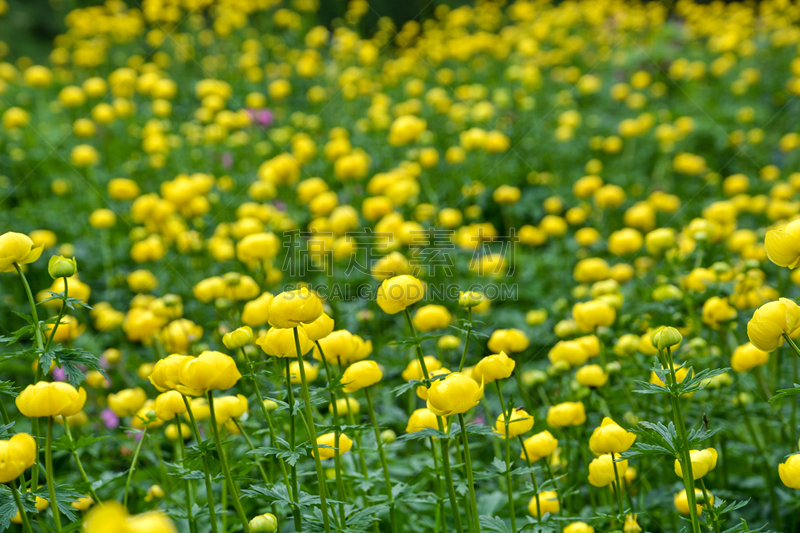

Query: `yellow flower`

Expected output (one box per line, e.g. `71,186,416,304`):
650,326,683,351
250,513,279,533
564,522,594,533
83,500,177,533
589,417,636,454
256,327,314,358
548,341,589,367
426,372,484,416
406,408,446,433
779,454,800,489
575,364,609,388
376,275,425,314
268,288,324,328
313,330,356,364
731,343,769,372
288,360,318,384
212,394,249,423
178,351,242,394
701,296,737,329
315,432,353,460
528,491,559,518
472,352,515,383
242,292,274,327
747,298,800,351
154,391,188,421
520,431,558,462
302,313,335,341
588,454,628,487
573,300,616,332
70,495,93,511
16,382,87,418
401,356,442,382
494,409,533,438
624,514,642,533
674,489,711,515
149,355,197,394
0,433,36,483
674,448,718,480
546,402,586,428
108,387,147,417
765,219,800,268
0,232,43,272
222,326,254,350
341,360,383,393
12,489,48,523
487,329,530,354
412,305,452,332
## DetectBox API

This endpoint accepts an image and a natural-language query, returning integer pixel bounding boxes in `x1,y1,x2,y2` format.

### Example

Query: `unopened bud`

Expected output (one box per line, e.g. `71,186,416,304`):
249,513,278,533
459,291,484,308
48,255,77,279
650,326,682,351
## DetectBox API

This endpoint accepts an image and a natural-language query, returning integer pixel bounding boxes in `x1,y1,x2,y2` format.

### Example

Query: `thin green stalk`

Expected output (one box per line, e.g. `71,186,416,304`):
175,420,197,533
364,386,399,533
292,327,332,533
123,426,147,509
182,395,219,533
43,277,68,354
495,382,516,532
283,357,303,533
232,418,270,485
61,417,100,503
241,348,291,491
517,437,541,520
661,349,701,533
431,438,448,533
699,478,720,533
458,413,481,533
403,309,464,533
10,479,34,533
319,347,347,526
207,391,251,533
459,308,472,372
45,417,61,532
611,452,624,517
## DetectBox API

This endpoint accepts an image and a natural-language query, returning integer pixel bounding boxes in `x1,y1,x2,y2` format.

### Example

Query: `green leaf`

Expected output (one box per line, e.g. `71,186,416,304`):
480,516,512,533
769,383,800,403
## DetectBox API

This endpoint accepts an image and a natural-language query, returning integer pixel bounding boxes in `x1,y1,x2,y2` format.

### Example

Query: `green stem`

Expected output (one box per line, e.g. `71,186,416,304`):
495,382,516,532
459,308,472,372
543,460,562,515
175,420,197,533
364,386,399,533
43,277,68,354
431,438,448,533
662,349,701,533
320,347,347,526
14,264,44,350
611,452,624,517
61,417,100,503
182,395,219,533
283,357,303,533
123,425,147,510
45,417,61,532
699,478,720,533
10,479,34,533
241,348,291,491
404,309,464,533
207,391,251,533
458,414,482,533
232,418,270,485
782,333,800,360
293,327,332,533
517,437,541,520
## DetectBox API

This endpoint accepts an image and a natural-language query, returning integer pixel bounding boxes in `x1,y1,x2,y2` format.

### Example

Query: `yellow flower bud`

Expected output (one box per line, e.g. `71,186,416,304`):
107,387,147,417
528,491,559,518
249,513,278,533
222,326,254,350
48,255,77,279
650,326,683,351
473,352,515,383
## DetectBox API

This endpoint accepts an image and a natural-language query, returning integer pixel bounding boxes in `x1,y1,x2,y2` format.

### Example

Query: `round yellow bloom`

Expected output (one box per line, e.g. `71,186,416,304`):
426,372,484,416
546,402,586,428
412,305,452,332
564,522,594,533
376,275,425,314
494,408,533,438
473,352,515,383
16,382,87,418
487,329,530,354
0,433,36,483
588,454,628,487
406,408,445,433
747,298,800,351
108,387,147,417
315,432,353,460
573,300,616,332
779,454,800,489
520,430,558,462
149,355,197,394
589,417,636,454
0,232,43,272
731,343,770,372
765,220,800,268
268,288,324,328
302,313,335,342
257,327,314,358
341,360,383,393
575,364,609,388
401,356,442,382
178,351,241,393
674,448,718,480
674,489,711,516
223,326,254,350
154,391,188,421
528,491,559,518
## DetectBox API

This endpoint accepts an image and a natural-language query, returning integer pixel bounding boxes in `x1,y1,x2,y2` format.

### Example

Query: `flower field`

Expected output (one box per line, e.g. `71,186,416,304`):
3,0,800,532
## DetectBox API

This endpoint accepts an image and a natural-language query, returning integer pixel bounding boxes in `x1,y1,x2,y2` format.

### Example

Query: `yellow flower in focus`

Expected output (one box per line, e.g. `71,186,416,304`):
376,275,426,314
412,305,452,332
16,382,87,418
426,372,483,416
268,288,324,329
178,351,242,394
0,232,43,272
487,329,530,354
546,402,586,428
494,408,533,438
747,298,800,351
779,454,800,489
674,448,718,480
765,220,800,268
520,430,558,462
406,408,445,433
589,417,636,454
256,327,314,358
472,352,515,383
341,360,383,393
674,489,711,515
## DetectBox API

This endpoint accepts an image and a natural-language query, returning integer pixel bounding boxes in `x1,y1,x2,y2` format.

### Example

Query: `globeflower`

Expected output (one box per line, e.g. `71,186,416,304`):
0,232,43,272
268,287,324,328
256,327,314,358
0,433,36,483
107,388,147,417
426,372,484,416
487,329,530,354
341,360,383,393
528,491,559,518
178,351,242,393
589,417,636,454
572,300,616,332
16,382,87,418
779,454,800,489
731,343,769,372
315,432,353,460
747,298,800,351
675,448,718,480
520,431,558,462
765,219,800,268
588,454,628,487
546,402,586,428
472,352,515,383
406,408,445,433
376,275,425,314
494,409,533,438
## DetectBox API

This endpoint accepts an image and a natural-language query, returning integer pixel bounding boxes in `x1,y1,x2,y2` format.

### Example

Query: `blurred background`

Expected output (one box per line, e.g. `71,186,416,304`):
0,0,472,62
